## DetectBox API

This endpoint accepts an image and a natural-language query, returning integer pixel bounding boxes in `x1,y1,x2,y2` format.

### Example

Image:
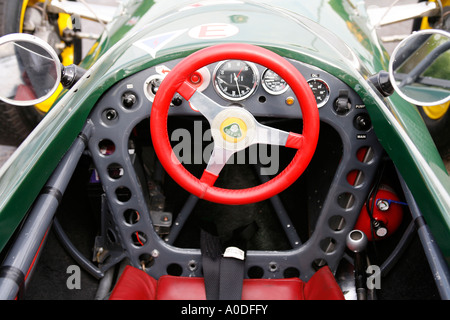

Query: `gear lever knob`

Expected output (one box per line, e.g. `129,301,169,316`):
346,229,368,253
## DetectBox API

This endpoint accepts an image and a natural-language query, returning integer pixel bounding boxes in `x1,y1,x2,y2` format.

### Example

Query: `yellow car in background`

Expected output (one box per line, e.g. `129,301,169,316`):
0,0,79,146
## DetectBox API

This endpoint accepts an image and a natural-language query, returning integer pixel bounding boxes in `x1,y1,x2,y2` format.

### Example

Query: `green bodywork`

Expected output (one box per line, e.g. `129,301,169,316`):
0,0,449,262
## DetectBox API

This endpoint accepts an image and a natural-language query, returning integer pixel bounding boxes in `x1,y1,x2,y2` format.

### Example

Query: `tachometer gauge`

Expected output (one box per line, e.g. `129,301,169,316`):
262,69,289,95
307,78,330,108
214,60,259,101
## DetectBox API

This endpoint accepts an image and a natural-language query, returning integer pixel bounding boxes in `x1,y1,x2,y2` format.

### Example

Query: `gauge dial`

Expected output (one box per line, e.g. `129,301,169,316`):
307,78,330,108
262,69,289,95
214,60,259,101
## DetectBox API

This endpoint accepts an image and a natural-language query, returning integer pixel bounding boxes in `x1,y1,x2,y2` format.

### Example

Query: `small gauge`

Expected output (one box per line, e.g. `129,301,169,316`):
262,69,289,95
214,60,259,101
307,78,330,108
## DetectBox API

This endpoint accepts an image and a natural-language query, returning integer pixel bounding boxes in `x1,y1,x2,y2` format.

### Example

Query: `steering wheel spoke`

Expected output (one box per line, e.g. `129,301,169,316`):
253,123,304,149
200,146,236,186
179,82,225,122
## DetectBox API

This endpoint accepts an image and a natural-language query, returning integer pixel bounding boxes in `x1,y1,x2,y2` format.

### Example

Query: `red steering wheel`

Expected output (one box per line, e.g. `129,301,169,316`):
150,43,319,205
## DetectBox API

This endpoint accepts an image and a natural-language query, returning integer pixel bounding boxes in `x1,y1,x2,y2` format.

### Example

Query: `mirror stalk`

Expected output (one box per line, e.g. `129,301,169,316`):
369,71,394,97
61,64,87,89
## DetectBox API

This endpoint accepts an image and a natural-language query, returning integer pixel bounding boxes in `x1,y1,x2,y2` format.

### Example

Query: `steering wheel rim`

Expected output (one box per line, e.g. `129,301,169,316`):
150,43,319,205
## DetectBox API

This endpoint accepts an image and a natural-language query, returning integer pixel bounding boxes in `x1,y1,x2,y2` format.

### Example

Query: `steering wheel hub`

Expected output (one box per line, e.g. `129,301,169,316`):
211,107,256,150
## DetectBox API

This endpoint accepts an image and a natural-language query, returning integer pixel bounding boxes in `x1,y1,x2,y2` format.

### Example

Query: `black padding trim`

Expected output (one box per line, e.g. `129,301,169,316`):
0,266,25,290
414,216,427,229
41,186,63,205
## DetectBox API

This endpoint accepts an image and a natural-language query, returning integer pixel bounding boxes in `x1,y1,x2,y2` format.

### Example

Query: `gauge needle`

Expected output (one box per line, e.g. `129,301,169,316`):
217,77,227,84
236,65,245,78
233,73,241,96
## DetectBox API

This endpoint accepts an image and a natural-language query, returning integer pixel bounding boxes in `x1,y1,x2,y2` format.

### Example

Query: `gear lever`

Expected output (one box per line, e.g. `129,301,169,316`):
346,230,368,300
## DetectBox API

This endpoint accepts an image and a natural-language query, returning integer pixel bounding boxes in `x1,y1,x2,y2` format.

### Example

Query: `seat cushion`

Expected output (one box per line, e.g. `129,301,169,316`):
109,265,344,300
156,276,307,300
109,265,158,300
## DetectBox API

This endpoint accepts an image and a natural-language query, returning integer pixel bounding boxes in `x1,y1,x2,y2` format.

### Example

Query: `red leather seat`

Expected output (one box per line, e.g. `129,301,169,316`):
109,265,345,300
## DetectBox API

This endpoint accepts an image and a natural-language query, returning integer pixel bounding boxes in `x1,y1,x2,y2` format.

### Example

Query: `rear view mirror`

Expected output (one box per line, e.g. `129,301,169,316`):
0,33,61,106
389,29,450,106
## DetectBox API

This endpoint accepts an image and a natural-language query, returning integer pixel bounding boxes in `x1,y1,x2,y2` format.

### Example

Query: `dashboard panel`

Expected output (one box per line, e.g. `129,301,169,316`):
140,58,364,125
86,56,384,279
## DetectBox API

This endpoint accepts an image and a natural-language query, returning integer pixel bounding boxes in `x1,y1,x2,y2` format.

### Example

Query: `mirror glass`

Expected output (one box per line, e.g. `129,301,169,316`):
0,33,61,106
389,29,450,106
